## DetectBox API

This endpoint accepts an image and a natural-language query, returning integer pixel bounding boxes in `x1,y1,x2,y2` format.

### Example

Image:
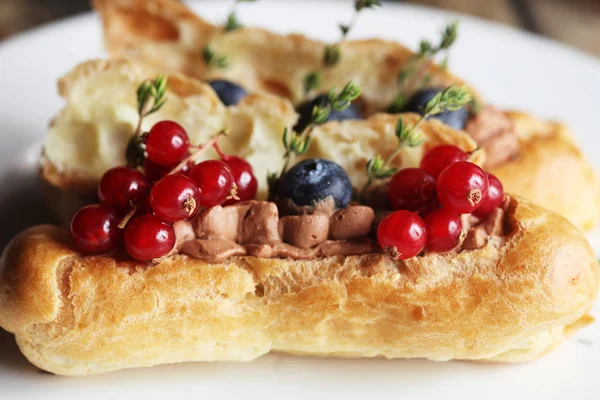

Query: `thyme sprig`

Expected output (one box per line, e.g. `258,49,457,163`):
269,81,362,194
126,75,169,167
304,0,381,95
224,0,258,32
362,85,472,197
388,21,459,112
202,0,259,69
203,45,229,69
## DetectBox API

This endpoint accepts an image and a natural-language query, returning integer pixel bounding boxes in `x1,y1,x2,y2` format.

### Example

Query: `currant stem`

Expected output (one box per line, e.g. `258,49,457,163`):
212,142,227,159
168,131,226,175
118,205,139,229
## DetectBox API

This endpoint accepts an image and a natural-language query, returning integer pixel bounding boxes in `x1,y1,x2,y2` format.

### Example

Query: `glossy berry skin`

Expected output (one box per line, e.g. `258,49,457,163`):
294,94,361,132
388,168,436,212
124,214,176,261
402,88,469,130
419,145,468,179
473,173,504,218
377,210,427,260
150,174,202,222
221,155,258,205
278,158,352,209
98,166,149,213
146,121,190,166
70,204,121,255
144,158,193,182
208,79,248,106
189,160,235,207
424,208,463,252
436,161,489,214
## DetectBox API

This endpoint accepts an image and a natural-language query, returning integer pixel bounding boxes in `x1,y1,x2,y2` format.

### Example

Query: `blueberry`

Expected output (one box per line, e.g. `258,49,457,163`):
294,94,361,132
207,79,248,106
278,158,352,209
401,88,469,130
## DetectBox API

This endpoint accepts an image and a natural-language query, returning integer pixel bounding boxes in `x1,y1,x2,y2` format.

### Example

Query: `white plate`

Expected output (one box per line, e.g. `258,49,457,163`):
0,1,598,399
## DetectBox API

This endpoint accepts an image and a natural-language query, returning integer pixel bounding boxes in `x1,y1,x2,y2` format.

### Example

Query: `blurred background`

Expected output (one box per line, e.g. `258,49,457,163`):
0,0,599,57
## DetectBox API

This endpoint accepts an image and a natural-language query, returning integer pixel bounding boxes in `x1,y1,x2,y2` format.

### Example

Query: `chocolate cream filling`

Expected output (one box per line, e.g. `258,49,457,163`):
174,197,511,263
466,106,519,168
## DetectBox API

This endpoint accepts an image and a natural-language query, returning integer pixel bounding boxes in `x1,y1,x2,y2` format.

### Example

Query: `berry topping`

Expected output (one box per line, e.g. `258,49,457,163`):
436,161,489,214
150,174,202,222
388,168,436,211
424,208,463,252
219,155,258,204
208,79,248,106
124,214,176,261
278,158,353,209
419,145,467,179
70,204,121,255
402,88,469,130
146,121,190,166
473,173,504,218
294,94,361,132
98,167,149,213
189,160,235,207
377,210,427,260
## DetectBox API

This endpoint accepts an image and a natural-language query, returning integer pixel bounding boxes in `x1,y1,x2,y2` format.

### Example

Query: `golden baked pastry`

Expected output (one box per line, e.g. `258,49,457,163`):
92,0,600,230
0,196,598,375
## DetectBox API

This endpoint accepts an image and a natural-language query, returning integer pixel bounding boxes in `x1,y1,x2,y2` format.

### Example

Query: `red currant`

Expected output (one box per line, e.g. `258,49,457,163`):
146,121,190,166
150,174,202,222
189,160,235,207
221,155,258,204
388,168,436,211
473,173,505,218
424,208,463,252
70,204,121,255
124,214,176,261
98,166,149,213
420,145,467,179
144,157,193,182
436,161,489,214
377,210,427,260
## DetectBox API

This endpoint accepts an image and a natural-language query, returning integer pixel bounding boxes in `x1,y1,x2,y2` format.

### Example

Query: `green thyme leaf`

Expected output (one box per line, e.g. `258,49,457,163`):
339,24,350,36
304,71,323,95
328,81,362,111
395,118,407,140
203,45,228,69
311,103,332,124
355,0,382,12
137,74,169,116
223,0,259,31
424,84,472,115
324,45,342,66
440,21,459,50
366,155,396,179
224,12,242,31
419,40,433,56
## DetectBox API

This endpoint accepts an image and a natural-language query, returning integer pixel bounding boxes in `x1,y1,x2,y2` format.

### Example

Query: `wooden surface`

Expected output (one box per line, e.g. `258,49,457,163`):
1,0,599,57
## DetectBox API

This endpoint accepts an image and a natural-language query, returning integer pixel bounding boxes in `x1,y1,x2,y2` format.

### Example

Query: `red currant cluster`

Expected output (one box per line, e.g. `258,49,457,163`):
70,120,258,261
377,145,504,260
